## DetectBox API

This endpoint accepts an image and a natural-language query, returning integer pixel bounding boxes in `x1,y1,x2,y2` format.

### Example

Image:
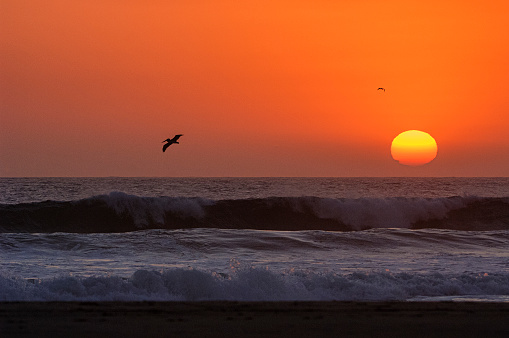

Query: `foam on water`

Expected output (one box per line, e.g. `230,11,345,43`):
1,178,509,302
1,227,509,302
2,193,509,232
103,192,214,227
2,267,509,302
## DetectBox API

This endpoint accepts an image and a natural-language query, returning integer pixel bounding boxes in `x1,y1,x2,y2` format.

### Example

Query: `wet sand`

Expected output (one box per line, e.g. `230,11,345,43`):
1,301,509,337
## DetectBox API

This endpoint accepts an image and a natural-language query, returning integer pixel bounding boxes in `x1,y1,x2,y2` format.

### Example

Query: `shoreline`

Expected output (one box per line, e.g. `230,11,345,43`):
2,301,509,337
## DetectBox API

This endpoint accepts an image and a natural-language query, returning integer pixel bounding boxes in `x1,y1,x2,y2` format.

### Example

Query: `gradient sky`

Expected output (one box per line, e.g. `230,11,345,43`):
2,1,509,177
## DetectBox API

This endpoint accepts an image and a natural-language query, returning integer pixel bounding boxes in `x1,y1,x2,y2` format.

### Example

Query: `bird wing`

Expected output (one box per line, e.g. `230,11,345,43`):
170,134,183,142
162,142,171,152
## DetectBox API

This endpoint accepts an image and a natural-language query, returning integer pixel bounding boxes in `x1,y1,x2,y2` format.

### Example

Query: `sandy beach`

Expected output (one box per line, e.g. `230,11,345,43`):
1,301,509,337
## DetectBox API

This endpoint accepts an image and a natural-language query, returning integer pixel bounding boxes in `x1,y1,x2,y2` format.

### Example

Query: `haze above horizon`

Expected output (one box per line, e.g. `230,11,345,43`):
2,1,509,177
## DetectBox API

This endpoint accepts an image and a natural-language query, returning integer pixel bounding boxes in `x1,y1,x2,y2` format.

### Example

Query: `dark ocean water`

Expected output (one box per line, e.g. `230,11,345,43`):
1,177,509,302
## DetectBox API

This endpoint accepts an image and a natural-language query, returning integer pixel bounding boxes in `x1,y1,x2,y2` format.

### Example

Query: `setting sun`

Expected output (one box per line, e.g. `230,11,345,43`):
2,2,509,333
391,130,438,166
2,1,509,176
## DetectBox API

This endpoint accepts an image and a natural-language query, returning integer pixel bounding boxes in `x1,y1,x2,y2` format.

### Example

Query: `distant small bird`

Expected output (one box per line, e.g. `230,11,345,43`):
162,134,183,152
377,88,385,92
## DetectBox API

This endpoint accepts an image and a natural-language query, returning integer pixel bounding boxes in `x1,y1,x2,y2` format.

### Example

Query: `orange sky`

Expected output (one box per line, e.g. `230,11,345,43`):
1,0,509,177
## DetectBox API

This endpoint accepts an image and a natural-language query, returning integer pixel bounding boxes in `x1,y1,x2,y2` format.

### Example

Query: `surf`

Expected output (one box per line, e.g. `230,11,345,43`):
1,192,509,233
2,267,509,302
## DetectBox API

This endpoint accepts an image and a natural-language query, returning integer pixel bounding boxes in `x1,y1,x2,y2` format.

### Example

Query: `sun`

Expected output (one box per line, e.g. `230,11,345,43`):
391,130,437,166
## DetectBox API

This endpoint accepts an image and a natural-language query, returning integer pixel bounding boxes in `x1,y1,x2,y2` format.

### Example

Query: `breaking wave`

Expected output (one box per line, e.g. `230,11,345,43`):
2,267,509,302
1,192,508,233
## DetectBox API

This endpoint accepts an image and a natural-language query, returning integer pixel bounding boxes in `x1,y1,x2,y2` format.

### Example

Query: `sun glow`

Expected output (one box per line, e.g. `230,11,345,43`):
391,130,437,166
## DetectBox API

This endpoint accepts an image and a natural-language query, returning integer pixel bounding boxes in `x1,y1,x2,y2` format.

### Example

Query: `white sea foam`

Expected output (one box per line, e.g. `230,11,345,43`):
2,268,509,302
305,196,469,229
101,192,214,228
2,178,509,303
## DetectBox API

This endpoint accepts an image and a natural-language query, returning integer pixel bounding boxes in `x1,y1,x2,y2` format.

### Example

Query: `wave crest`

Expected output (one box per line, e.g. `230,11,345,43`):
2,267,509,302
1,193,508,233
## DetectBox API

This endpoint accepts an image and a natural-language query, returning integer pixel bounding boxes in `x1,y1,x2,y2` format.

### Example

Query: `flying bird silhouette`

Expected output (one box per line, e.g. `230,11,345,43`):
162,134,183,152
377,87,385,92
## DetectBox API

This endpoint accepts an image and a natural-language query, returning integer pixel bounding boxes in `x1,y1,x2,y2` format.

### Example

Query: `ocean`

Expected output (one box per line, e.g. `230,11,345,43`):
1,177,509,302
